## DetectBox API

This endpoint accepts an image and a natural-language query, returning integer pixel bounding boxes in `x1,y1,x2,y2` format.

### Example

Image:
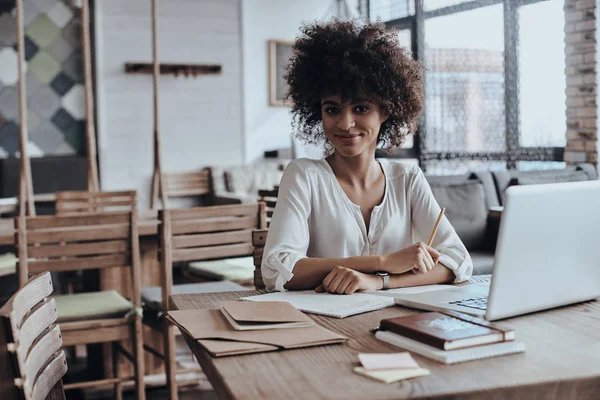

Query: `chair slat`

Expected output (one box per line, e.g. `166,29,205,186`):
172,243,253,263
166,187,210,197
17,299,58,365
56,199,136,210
27,254,130,274
26,226,130,245
22,325,62,392
56,190,135,200
27,240,129,258
0,272,53,333
25,213,130,230
173,229,252,249
169,203,260,220
171,216,257,235
27,351,67,400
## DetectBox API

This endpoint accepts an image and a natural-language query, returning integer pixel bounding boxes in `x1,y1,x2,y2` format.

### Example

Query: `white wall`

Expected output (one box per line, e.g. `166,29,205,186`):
94,0,243,208
241,0,360,163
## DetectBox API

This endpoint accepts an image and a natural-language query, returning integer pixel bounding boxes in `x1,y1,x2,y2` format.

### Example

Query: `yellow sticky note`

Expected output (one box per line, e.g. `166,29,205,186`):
359,352,420,370
353,367,430,383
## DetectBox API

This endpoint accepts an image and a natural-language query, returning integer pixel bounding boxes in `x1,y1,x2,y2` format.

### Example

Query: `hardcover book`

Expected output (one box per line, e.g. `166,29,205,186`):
379,310,514,350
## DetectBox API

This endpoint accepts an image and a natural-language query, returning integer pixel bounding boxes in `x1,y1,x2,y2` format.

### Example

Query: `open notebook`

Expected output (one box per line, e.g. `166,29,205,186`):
242,291,395,318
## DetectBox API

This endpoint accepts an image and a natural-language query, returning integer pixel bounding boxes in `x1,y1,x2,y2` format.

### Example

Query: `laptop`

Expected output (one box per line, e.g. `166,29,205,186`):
393,180,600,321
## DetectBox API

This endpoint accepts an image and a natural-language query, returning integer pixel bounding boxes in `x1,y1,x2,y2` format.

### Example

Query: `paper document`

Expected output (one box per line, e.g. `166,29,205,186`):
358,352,420,370
364,284,455,298
242,291,394,319
353,367,430,383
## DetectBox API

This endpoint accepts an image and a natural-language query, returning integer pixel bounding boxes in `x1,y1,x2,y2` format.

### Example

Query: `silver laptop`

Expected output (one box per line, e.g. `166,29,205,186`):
394,180,600,321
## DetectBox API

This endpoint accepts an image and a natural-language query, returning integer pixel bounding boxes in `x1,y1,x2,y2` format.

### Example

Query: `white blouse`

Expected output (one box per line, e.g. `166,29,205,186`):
261,158,473,292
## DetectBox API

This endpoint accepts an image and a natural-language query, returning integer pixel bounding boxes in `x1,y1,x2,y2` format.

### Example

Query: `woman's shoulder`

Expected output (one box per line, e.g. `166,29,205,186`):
379,159,421,181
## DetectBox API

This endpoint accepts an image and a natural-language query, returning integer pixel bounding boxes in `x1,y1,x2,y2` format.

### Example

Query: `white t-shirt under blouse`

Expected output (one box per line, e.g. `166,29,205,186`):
261,158,473,292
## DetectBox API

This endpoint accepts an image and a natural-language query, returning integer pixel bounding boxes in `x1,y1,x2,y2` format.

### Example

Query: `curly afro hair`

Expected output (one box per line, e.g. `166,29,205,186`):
285,20,424,151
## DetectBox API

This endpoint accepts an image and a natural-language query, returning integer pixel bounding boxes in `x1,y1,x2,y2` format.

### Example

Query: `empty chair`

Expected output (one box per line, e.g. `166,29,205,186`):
14,212,146,400
55,190,137,215
0,271,67,400
143,203,266,399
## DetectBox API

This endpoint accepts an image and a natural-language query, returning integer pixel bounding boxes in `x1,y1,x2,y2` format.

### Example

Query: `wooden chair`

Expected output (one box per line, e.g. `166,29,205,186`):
143,203,266,400
15,212,146,400
162,169,214,209
257,186,278,227
252,229,268,292
0,272,67,400
55,190,137,215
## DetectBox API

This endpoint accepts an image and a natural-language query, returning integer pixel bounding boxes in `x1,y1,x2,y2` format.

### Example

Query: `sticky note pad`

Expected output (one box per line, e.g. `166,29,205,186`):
353,367,430,383
359,352,420,370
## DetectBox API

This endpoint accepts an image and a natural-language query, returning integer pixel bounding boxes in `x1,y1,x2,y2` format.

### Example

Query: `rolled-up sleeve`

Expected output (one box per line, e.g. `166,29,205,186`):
261,161,311,291
409,167,473,283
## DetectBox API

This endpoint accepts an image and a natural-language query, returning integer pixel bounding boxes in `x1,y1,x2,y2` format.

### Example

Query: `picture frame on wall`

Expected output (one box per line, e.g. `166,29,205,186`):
268,39,294,107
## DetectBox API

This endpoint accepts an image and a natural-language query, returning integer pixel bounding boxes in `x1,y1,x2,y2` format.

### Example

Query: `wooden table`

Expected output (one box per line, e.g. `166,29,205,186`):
170,285,600,400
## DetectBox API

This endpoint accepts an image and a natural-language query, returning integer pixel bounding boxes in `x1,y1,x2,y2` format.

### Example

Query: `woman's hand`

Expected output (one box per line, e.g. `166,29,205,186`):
315,266,382,294
383,242,440,274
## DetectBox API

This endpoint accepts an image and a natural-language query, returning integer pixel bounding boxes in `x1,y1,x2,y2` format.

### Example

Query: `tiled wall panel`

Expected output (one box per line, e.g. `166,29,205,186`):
0,0,84,157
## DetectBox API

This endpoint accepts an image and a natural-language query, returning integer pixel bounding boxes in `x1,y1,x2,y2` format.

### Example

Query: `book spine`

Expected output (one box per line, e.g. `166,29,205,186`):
379,319,448,350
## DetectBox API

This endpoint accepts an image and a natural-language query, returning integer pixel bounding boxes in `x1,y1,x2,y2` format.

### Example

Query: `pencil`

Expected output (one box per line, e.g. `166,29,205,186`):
427,207,445,247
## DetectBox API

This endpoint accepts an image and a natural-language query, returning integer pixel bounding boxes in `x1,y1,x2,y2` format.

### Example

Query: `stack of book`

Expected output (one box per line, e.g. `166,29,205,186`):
374,310,525,364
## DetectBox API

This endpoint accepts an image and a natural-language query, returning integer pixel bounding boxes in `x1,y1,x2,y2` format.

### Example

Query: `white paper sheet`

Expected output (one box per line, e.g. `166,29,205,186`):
242,291,395,318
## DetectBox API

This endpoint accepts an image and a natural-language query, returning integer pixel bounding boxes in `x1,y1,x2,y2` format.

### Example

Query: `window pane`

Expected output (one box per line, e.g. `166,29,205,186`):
425,160,507,176
424,0,473,13
517,161,567,171
425,4,505,154
370,0,414,21
518,0,566,148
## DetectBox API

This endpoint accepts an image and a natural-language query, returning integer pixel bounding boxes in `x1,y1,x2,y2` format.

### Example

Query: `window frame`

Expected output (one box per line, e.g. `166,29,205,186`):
372,0,565,170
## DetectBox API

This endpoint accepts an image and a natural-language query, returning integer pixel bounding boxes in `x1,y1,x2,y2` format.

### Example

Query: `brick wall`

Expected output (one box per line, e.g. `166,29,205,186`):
564,0,598,166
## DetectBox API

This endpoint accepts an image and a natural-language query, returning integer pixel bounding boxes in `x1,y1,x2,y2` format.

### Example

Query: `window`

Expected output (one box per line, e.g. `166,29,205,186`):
518,0,566,148
379,0,565,172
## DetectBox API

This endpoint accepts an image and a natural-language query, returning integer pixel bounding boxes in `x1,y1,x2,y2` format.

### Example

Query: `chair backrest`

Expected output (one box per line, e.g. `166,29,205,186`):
257,186,278,227
159,203,266,305
14,212,142,309
55,190,137,215
163,168,215,207
251,229,268,292
0,272,67,400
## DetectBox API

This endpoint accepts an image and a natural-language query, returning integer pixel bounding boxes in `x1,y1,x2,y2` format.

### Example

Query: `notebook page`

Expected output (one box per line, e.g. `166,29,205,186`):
242,291,394,318
364,284,456,298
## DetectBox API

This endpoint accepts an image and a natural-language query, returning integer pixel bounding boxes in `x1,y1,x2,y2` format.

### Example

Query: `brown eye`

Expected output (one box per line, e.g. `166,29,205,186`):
324,107,339,114
355,105,369,113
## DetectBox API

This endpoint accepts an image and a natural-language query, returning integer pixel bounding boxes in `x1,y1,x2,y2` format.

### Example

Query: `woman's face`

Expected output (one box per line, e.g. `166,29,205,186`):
321,94,388,158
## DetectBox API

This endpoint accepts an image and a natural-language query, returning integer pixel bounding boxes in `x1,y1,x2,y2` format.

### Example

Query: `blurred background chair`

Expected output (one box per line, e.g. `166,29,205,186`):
0,271,67,400
15,211,145,400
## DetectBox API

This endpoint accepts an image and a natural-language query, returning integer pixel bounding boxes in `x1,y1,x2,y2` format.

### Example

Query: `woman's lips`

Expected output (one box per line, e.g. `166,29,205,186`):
335,134,361,143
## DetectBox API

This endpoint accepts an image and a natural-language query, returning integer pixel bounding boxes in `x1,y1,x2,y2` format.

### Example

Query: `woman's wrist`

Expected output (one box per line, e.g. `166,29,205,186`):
364,273,384,291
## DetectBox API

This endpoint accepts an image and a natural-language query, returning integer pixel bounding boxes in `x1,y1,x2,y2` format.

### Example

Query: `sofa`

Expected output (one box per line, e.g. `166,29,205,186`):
426,163,598,275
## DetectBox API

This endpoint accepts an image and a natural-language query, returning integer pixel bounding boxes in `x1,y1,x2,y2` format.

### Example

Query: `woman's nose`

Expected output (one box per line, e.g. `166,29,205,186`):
336,110,355,131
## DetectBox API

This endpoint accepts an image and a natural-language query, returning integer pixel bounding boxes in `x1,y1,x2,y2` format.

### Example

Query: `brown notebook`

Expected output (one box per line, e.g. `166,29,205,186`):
379,310,514,351
167,308,347,357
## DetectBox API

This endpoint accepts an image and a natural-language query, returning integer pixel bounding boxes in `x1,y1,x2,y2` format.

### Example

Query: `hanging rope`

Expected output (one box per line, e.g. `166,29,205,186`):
15,0,35,216
81,0,100,192
150,0,167,209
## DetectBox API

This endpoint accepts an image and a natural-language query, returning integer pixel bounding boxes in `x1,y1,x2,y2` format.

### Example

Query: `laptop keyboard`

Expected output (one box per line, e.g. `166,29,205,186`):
449,296,489,310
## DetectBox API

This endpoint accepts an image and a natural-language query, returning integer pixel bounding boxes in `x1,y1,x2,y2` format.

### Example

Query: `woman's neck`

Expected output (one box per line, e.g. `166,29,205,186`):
326,150,381,189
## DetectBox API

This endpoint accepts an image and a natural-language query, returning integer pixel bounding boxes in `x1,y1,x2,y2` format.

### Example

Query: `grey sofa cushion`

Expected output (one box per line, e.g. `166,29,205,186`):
428,180,488,250
492,163,597,205
469,251,495,275
516,170,590,186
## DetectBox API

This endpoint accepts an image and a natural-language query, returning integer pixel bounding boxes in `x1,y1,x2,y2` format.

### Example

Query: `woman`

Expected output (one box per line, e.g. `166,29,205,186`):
262,20,472,294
